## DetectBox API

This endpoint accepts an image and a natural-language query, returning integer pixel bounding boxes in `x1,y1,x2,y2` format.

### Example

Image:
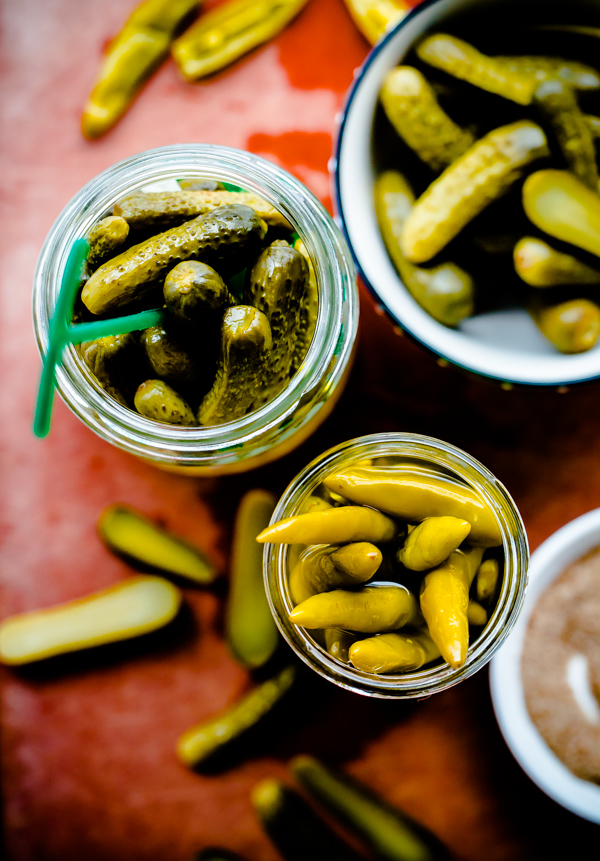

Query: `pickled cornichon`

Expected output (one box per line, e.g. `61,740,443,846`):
374,171,474,327
87,216,130,270
380,67,475,171
172,0,309,81
141,325,199,386
135,379,197,425
80,332,138,406
163,260,236,324
292,237,319,373
82,204,267,315
400,121,549,264
197,306,272,425
514,237,600,287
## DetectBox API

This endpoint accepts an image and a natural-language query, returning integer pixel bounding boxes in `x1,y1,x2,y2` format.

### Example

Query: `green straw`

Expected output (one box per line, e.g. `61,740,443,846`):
33,238,165,438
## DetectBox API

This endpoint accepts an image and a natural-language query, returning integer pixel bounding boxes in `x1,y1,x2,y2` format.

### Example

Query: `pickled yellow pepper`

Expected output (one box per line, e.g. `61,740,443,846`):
172,0,309,82
342,0,410,45
82,0,200,139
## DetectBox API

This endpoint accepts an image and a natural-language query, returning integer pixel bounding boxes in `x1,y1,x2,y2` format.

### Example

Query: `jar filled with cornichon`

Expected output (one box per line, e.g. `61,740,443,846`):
33,144,358,475
262,432,529,699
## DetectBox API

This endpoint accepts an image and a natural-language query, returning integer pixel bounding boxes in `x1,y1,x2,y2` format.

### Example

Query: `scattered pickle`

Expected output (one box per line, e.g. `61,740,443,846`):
416,34,538,105
532,297,600,353
87,216,130,270
135,379,197,425
419,546,484,669
197,306,272,425
251,777,363,861
522,169,600,259
82,0,199,138
245,240,309,406
380,66,475,171
82,204,268,315
323,468,501,547
374,171,474,326
172,0,309,81
257,505,398,545
342,0,409,45
226,490,279,669
289,583,421,633
397,516,472,571
291,755,441,861
0,576,181,664
513,237,600,287
163,260,236,324
349,628,440,674
115,190,292,230
177,665,296,767
98,503,216,584
400,121,549,264
476,557,500,604
533,76,598,190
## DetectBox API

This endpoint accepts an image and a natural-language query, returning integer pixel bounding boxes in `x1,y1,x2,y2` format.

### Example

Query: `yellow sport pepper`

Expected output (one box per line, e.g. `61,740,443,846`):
342,0,410,45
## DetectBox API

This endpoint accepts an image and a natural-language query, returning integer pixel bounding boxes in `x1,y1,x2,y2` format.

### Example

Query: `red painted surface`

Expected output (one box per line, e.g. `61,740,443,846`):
1,0,599,858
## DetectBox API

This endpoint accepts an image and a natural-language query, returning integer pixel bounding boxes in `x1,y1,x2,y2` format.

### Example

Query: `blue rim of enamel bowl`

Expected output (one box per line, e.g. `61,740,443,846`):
331,0,600,389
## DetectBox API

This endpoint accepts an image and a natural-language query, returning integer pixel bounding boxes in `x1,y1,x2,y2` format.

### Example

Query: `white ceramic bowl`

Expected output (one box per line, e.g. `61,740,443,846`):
332,0,600,387
490,508,600,822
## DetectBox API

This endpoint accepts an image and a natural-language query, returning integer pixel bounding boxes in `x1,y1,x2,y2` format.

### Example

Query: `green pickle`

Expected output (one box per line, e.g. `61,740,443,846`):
245,240,309,406
380,66,475,171
514,237,600,287
531,298,600,353
397,516,472,571
416,33,538,105
80,332,138,406
197,306,272,425
374,171,474,327
82,204,268,315
140,325,199,386
134,379,197,425
289,584,421,633
163,260,236,324
400,121,549,264
87,216,130,269
533,76,598,190
292,237,319,372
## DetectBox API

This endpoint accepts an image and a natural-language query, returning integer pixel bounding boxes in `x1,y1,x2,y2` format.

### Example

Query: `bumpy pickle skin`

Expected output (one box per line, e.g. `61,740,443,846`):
323,468,501,547
419,546,484,669
397,516,472,571
245,240,309,406
115,190,292,230
342,0,409,44
289,543,379,604
292,238,319,373
532,298,600,353
79,332,139,406
0,576,181,665
98,504,216,584
197,306,272,425
375,170,474,326
171,0,309,81
177,665,296,768
82,204,268,316
291,755,440,861
416,34,537,105
324,628,355,663
533,76,598,190
226,490,279,669
140,325,199,386
495,55,600,90
400,121,550,264
163,260,236,324
82,0,199,139
87,216,130,270
514,237,600,287
289,584,421,633
257,506,398,546
380,66,475,172
134,379,197,425
349,628,441,674
522,169,600,259
476,557,500,603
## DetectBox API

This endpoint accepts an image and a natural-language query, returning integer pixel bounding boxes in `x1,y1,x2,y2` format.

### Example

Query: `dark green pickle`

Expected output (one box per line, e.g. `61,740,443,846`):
87,215,130,270
163,260,236,324
245,239,309,405
140,325,199,387
80,332,139,406
134,379,197,425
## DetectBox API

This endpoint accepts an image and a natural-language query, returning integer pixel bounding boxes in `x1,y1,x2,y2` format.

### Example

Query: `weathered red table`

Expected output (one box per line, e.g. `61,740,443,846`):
2,0,599,858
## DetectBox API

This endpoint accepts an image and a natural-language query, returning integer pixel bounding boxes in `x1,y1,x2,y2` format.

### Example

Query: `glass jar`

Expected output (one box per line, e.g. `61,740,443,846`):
32,145,358,475
263,432,529,699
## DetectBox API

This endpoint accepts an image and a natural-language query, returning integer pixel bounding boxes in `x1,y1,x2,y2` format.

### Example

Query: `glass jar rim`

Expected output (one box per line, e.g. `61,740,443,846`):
32,144,357,468
263,432,530,699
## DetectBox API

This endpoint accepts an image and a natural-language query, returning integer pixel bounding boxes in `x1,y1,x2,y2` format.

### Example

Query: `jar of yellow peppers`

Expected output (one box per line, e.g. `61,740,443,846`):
262,433,528,698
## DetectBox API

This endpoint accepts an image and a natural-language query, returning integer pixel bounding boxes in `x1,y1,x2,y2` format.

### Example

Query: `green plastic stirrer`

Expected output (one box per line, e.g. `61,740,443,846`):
33,238,165,438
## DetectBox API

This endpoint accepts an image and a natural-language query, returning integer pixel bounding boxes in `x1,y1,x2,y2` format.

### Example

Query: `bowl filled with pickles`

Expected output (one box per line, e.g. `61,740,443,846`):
262,432,529,699
333,0,600,387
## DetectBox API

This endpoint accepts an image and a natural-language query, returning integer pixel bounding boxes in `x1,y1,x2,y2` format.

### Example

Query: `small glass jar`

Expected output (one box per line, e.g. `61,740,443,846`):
32,145,358,475
264,432,529,699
